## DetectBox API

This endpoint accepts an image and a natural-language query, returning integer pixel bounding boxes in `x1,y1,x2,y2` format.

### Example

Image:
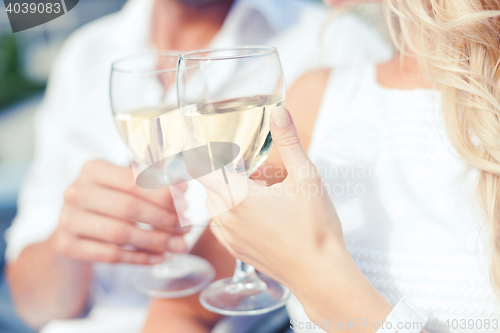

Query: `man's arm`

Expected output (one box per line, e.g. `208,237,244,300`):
143,227,235,333
7,236,92,328
7,161,188,329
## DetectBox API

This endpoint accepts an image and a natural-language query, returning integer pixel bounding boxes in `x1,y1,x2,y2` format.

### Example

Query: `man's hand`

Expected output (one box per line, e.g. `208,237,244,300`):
51,160,189,265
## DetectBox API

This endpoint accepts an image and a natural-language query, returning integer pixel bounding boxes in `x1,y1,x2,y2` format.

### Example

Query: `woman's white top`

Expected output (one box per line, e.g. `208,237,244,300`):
286,65,500,333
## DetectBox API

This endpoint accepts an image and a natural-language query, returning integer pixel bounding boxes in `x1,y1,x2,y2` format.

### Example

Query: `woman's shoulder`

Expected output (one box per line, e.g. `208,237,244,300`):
263,69,332,170
287,69,332,151
289,68,331,115
291,68,331,92
289,64,374,111
287,64,379,150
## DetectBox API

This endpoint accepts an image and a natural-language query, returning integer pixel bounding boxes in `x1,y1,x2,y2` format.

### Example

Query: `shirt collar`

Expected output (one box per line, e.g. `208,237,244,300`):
114,0,301,50
113,0,155,50
232,0,299,34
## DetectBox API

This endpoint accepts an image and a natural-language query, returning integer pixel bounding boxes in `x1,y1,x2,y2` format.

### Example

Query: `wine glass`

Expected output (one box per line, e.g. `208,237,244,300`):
110,51,215,298
176,46,290,315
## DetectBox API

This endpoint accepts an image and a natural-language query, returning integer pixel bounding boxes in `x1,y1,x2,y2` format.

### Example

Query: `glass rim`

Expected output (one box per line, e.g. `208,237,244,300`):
179,46,277,62
111,51,182,75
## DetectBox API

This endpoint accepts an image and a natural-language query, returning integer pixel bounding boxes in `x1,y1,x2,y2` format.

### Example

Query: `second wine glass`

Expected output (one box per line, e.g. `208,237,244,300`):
177,46,291,315
110,52,215,298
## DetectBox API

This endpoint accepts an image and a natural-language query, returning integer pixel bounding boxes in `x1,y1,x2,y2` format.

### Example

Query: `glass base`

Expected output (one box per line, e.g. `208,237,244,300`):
131,254,215,298
199,273,291,316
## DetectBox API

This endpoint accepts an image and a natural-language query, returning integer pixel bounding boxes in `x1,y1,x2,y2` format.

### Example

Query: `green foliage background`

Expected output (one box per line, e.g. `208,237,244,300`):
0,35,45,111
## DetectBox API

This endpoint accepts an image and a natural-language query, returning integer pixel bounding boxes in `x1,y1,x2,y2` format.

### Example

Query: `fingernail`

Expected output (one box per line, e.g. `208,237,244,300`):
177,220,191,232
174,198,188,213
272,106,290,128
149,255,164,264
168,236,187,253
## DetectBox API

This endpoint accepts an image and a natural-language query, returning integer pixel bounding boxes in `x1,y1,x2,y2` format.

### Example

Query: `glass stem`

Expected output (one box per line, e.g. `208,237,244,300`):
227,260,267,292
151,252,175,278
164,252,175,261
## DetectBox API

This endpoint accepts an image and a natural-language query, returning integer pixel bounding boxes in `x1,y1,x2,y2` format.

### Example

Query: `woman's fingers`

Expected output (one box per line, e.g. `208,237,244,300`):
270,106,312,176
251,179,268,186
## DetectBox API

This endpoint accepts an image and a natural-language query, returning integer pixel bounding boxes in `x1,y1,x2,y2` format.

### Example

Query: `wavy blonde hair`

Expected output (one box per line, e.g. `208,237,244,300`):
383,0,500,292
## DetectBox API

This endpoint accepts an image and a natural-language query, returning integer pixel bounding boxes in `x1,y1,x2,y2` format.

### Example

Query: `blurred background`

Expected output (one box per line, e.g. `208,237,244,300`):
0,1,127,331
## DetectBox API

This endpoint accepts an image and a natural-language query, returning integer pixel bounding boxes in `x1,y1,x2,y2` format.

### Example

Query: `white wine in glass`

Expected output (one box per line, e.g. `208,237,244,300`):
114,106,178,143
177,46,290,316
114,106,186,166
182,95,283,176
110,52,215,298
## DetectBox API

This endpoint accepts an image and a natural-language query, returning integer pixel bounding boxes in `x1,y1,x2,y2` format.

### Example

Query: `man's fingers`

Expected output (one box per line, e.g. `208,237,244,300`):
79,160,184,212
59,237,165,265
61,208,178,254
65,184,183,230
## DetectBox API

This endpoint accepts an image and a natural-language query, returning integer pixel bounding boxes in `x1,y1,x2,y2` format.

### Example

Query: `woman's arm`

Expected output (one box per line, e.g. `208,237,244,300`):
202,107,394,333
292,243,393,331
142,227,235,333
143,70,331,332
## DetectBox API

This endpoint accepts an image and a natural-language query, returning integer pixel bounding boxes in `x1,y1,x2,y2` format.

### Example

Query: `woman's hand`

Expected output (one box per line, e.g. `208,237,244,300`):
51,160,189,266
204,107,393,332
207,106,345,287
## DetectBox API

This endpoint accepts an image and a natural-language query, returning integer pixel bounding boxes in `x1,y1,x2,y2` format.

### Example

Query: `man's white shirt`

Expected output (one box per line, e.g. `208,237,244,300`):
5,0,391,331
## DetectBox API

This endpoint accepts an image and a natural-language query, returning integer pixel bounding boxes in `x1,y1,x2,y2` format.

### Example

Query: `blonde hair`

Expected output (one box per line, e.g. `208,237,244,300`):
383,0,500,292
